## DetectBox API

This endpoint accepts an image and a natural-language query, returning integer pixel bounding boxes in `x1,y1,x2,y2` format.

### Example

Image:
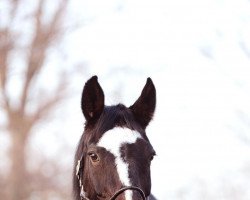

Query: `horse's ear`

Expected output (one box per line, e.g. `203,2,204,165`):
81,76,104,123
129,78,156,129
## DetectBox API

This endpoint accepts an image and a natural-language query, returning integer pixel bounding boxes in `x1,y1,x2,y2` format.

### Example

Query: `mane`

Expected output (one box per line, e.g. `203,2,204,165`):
73,104,146,199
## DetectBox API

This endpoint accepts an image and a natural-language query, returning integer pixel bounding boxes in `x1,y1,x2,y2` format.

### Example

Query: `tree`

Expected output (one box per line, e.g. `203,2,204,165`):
0,0,83,199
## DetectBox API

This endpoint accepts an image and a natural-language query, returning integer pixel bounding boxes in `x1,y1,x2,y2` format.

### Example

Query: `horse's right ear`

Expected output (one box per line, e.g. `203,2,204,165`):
81,76,104,124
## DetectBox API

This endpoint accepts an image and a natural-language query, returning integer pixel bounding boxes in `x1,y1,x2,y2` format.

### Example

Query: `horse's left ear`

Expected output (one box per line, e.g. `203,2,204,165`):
81,76,104,124
129,78,156,129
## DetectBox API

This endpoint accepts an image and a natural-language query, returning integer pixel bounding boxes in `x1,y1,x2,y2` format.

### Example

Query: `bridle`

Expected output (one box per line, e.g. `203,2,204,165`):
109,186,146,200
76,157,146,200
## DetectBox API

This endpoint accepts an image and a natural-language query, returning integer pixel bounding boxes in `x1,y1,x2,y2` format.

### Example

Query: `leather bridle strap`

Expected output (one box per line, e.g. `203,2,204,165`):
109,186,146,200
76,158,146,200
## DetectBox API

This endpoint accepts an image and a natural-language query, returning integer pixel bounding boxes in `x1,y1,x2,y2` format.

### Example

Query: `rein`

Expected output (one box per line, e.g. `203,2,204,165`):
76,158,146,200
109,186,146,200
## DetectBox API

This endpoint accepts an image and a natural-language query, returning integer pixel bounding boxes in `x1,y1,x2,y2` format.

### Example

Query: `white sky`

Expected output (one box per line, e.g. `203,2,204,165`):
63,0,250,199
1,0,250,199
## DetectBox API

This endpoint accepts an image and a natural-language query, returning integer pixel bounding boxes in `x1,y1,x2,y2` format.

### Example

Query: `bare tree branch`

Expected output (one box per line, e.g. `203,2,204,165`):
20,0,69,116
0,0,20,91
0,29,12,91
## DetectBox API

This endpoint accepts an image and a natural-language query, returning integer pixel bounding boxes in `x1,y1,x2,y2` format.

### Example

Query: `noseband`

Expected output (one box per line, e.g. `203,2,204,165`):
109,186,146,200
76,158,146,200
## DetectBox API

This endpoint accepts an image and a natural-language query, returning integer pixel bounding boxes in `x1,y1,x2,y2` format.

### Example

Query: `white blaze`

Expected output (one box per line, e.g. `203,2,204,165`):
97,127,142,200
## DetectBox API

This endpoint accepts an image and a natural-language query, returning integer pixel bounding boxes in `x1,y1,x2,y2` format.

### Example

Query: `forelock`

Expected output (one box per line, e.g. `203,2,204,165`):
86,105,144,144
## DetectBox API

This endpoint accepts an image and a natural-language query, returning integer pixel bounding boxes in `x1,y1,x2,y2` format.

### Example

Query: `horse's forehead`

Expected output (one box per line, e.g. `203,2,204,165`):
96,127,142,195
97,127,142,153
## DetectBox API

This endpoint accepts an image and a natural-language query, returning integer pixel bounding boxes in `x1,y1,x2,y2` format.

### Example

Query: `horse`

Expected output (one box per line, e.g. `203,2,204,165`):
73,76,157,200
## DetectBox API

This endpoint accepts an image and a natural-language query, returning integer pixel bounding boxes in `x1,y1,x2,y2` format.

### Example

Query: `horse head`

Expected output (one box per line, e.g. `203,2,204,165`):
73,76,156,200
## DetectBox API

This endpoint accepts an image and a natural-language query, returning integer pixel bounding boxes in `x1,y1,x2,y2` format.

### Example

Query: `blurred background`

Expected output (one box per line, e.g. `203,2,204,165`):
1,0,250,199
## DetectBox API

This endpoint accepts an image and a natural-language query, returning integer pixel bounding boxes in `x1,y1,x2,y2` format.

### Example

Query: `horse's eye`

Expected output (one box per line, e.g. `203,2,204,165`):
88,152,100,163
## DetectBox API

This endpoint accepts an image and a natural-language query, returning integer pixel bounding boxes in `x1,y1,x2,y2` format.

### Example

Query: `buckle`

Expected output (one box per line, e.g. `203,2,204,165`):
76,159,81,176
